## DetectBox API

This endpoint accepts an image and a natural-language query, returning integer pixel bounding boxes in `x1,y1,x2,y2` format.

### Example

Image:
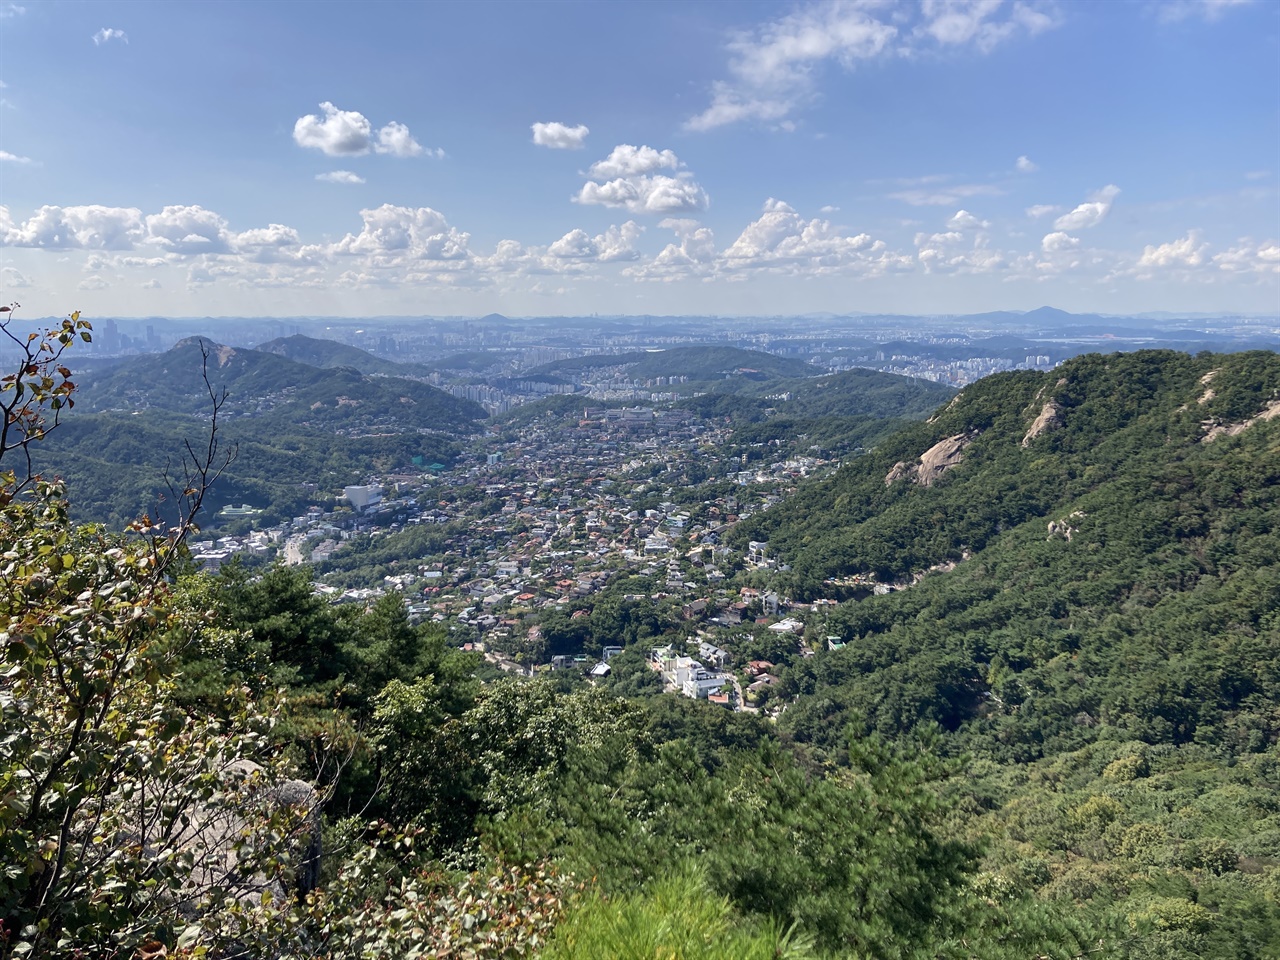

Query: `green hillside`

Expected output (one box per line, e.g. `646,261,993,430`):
79,337,485,432
32,411,463,528
734,349,1280,957
531,345,817,383
255,333,435,378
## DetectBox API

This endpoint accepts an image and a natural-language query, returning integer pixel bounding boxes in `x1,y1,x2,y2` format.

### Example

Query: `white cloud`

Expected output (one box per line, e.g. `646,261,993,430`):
686,4,897,131
0,4,25,18
374,121,425,157
144,205,232,254
0,150,32,164
1213,239,1280,274
688,1,1060,131
1155,0,1254,23
531,122,589,149
141,278,161,289
1025,204,1060,218
1016,155,1038,173
588,144,680,179
723,198,873,267
919,0,1059,53
1053,184,1120,230
332,204,471,261
294,102,373,156
915,229,1008,274
947,209,990,230
548,222,642,262
577,145,708,215
1041,230,1079,252
1,266,30,288
3,204,145,249
577,177,709,214
92,27,128,45
78,275,109,291
1137,231,1208,269
890,183,1003,206
293,103,433,159
819,205,839,213
316,170,365,184
234,223,309,264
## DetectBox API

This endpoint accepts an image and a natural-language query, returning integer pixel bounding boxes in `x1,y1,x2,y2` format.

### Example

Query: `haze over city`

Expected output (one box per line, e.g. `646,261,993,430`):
0,0,1276,319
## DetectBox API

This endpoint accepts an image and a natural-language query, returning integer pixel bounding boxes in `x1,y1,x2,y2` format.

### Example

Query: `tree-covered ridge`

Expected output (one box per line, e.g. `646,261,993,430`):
255,333,436,378
530,345,817,381
32,411,462,527
78,336,485,431
759,366,955,419
731,349,1280,958
741,350,1279,587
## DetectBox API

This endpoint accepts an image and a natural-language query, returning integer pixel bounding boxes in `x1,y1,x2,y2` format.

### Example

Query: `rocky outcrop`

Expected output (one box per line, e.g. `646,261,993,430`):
885,432,975,487
1201,398,1280,443
157,760,322,918
1022,399,1063,447
1047,510,1086,541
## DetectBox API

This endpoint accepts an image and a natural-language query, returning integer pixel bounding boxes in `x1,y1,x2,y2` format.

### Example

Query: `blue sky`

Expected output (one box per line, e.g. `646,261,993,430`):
0,0,1276,318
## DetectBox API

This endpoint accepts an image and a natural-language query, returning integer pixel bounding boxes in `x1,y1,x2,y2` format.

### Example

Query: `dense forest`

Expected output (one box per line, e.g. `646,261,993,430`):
2,323,1277,958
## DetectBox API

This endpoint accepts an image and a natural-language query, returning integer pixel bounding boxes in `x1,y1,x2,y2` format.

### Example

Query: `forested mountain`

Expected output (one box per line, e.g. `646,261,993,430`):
530,345,817,382
79,336,484,431
734,349,1280,956
255,333,436,378
32,338,486,525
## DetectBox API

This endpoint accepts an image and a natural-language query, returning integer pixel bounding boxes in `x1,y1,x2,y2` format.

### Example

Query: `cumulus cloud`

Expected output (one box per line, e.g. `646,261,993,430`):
141,278,161,289
1041,231,1080,253
1025,204,1060,218
588,145,678,179
294,102,373,156
78,275,109,291
374,121,425,157
92,27,127,45
234,224,311,264
0,150,32,164
1137,231,1208,269
1213,238,1280,274
688,1,1060,131
723,198,873,266
293,103,434,159
3,204,144,249
819,205,839,213
316,170,365,184
577,145,708,215
144,205,233,254
531,122,590,149
1053,184,1120,230
547,222,643,262
1016,155,1038,173
332,204,471,261
947,209,990,230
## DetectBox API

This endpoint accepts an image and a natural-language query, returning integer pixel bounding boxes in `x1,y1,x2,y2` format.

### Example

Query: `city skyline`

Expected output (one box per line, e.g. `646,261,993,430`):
0,0,1276,318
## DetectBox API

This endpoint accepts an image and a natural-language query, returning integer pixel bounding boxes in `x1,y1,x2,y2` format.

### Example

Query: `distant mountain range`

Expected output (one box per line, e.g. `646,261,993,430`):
79,337,484,432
